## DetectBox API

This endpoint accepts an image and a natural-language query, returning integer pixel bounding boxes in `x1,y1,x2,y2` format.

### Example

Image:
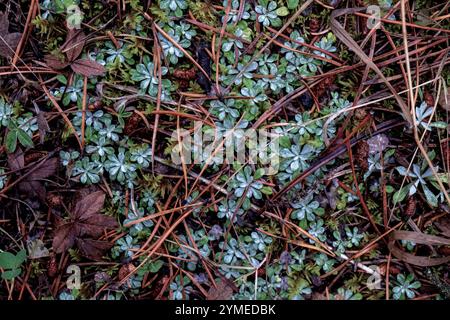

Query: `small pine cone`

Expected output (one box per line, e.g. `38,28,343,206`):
24,152,45,164
47,255,58,278
177,79,190,90
309,18,320,33
257,268,266,277
46,193,63,208
354,141,369,171
123,112,141,135
88,100,102,111
389,266,401,275
173,68,196,80
405,197,416,217
424,91,435,107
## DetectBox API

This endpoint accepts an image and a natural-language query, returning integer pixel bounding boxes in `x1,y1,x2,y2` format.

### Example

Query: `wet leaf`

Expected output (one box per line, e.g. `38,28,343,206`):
44,54,70,70
7,147,25,171
0,12,9,35
0,32,22,58
71,59,106,77
52,222,77,254
52,191,118,260
18,157,58,200
75,238,112,260
0,12,22,58
63,29,86,62
206,280,235,300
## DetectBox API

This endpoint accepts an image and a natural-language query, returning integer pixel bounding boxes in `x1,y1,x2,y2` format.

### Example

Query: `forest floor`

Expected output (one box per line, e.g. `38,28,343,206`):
0,0,449,300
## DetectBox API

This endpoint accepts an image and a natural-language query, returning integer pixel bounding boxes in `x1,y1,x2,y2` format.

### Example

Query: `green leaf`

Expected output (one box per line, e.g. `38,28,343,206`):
0,250,27,269
260,186,273,195
1,268,22,280
393,187,408,204
0,252,19,269
15,250,27,265
287,0,299,9
279,136,291,148
422,184,438,207
385,185,394,193
5,130,18,153
56,74,68,85
276,7,289,17
430,121,448,129
17,129,33,148
148,260,164,273
254,168,265,179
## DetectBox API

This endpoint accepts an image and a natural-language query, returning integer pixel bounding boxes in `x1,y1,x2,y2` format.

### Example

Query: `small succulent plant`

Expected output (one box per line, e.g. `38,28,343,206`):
255,1,288,27
392,274,421,300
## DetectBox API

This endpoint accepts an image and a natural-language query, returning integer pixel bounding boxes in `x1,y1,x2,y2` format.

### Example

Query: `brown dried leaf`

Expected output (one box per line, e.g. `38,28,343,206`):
72,191,106,220
70,59,106,77
28,157,59,180
53,222,77,253
0,32,22,58
0,12,9,35
37,111,50,144
77,214,118,238
206,280,235,300
18,180,47,200
7,147,25,172
64,29,86,62
75,238,112,260
435,217,450,238
44,54,70,70
52,191,117,258
388,231,450,267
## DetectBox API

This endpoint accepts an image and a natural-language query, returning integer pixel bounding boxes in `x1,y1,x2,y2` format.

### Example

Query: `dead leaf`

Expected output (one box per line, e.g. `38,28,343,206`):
7,147,25,172
0,12,9,35
44,54,70,70
52,222,78,254
0,11,22,58
388,230,450,267
63,29,86,62
18,157,59,200
35,105,50,144
52,191,118,260
206,279,235,300
0,32,22,58
435,217,450,238
75,238,113,260
70,59,106,77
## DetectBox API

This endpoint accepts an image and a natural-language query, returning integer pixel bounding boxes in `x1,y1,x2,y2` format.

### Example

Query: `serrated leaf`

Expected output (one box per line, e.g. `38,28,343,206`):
5,130,18,153
17,129,33,148
63,29,86,62
71,59,106,77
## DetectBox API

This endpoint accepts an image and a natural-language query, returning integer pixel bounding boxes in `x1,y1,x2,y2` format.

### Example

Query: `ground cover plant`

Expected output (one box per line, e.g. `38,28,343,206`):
0,0,449,301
